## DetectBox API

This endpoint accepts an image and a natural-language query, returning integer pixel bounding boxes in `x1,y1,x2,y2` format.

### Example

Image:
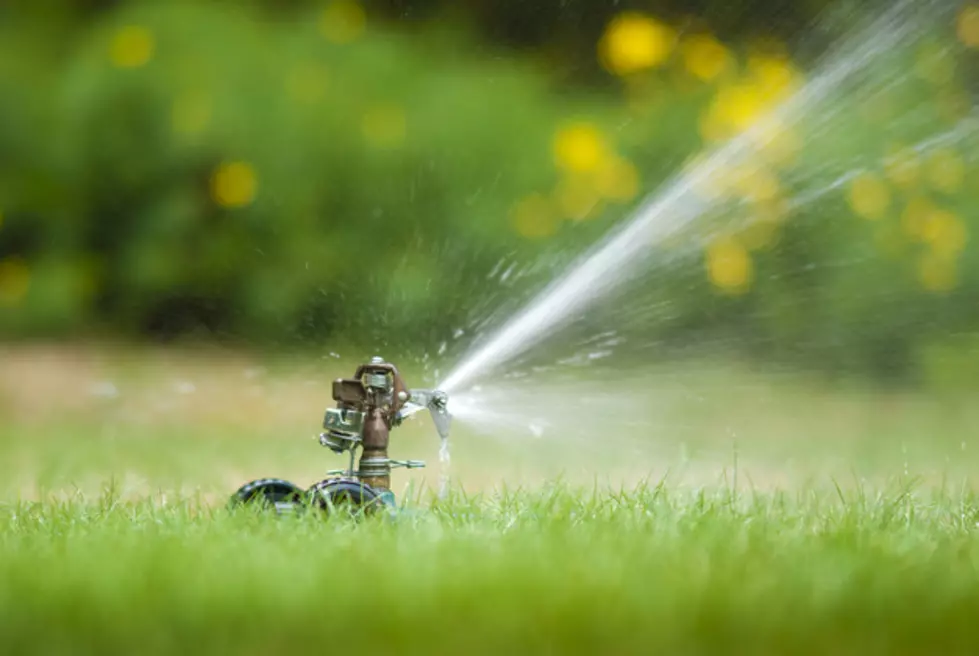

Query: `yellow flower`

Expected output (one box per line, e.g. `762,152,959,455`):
925,148,965,193
680,34,732,81
698,107,730,143
732,165,780,204
595,156,640,203
921,209,968,258
958,4,979,48
752,119,801,168
848,172,891,220
110,26,155,69
211,161,258,209
0,257,30,306
320,0,366,44
901,196,935,239
553,122,609,173
883,146,920,190
709,83,770,134
746,54,800,102
917,253,957,293
706,237,753,294
598,12,676,76
740,216,782,251
511,194,559,238
361,105,407,148
554,176,601,221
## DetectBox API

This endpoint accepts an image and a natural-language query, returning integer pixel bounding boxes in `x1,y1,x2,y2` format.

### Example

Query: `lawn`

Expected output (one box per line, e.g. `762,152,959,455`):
3,485,979,654
2,344,979,654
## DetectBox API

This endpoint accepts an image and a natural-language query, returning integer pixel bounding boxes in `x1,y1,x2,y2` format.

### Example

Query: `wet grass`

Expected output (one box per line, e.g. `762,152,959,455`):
3,482,979,655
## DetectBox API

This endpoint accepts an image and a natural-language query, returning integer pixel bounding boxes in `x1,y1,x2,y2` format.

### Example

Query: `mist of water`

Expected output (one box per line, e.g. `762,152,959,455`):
439,0,957,398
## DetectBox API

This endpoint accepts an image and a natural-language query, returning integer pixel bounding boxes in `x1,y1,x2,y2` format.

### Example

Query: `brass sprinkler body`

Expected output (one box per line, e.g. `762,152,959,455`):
320,356,449,494
231,356,449,513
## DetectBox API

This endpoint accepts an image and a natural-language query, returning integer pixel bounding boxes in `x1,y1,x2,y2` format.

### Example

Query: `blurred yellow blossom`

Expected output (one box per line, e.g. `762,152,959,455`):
554,176,601,221
901,196,936,238
686,153,726,198
171,91,212,137
680,34,732,81
746,54,800,101
699,107,729,143
110,26,155,69
361,105,407,148
511,194,559,238
702,82,774,141
595,156,640,202
883,146,921,190
917,253,957,292
732,165,780,204
848,172,891,220
696,161,755,202
706,237,753,293
553,122,609,173
211,161,257,208
925,148,965,193
958,5,979,48
320,0,366,44
921,208,967,258
598,13,676,76
753,120,801,168
0,257,30,306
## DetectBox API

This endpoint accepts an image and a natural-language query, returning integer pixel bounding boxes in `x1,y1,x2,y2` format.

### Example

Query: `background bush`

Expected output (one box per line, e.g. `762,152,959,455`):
0,0,977,385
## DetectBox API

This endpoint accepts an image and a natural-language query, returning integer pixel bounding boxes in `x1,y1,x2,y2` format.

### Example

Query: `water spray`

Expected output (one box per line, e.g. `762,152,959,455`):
231,356,451,513
438,0,954,397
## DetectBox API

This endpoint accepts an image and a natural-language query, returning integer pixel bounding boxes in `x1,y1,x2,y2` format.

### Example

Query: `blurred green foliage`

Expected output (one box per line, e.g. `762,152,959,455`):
0,0,978,385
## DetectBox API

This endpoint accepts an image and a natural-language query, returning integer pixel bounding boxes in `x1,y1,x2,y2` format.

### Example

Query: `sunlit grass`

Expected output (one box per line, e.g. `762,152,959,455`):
3,345,979,652
2,483,979,654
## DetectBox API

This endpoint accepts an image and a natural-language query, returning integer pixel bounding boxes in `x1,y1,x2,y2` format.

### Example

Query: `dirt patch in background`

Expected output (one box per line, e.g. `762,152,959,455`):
0,343,347,431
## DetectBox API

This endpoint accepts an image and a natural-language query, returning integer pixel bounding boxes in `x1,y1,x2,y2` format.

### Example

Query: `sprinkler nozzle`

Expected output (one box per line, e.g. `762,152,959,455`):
404,388,452,440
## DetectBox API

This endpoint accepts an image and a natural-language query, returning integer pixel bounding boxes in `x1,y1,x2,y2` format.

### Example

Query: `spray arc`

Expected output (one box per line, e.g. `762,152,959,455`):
231,356,451,513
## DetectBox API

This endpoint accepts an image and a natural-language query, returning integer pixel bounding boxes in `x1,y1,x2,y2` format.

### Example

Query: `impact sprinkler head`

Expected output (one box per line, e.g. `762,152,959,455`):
232,357,451,515
400,388,452,441
316,359,450,504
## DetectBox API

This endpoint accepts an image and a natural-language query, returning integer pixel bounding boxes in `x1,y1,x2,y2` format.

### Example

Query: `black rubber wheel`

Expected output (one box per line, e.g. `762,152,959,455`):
229,478,306,513
307,478,384,516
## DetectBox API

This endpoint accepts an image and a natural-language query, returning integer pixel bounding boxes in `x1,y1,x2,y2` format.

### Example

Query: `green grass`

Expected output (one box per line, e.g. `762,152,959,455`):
3,483,979,655
4,345,979,654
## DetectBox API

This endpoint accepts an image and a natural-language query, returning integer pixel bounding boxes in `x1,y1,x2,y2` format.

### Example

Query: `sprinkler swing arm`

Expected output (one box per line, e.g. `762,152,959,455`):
231,356,451,514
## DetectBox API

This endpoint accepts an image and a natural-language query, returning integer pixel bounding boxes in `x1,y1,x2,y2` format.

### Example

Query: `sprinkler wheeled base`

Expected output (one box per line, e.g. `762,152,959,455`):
229,477,395,515
229,356,449,516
